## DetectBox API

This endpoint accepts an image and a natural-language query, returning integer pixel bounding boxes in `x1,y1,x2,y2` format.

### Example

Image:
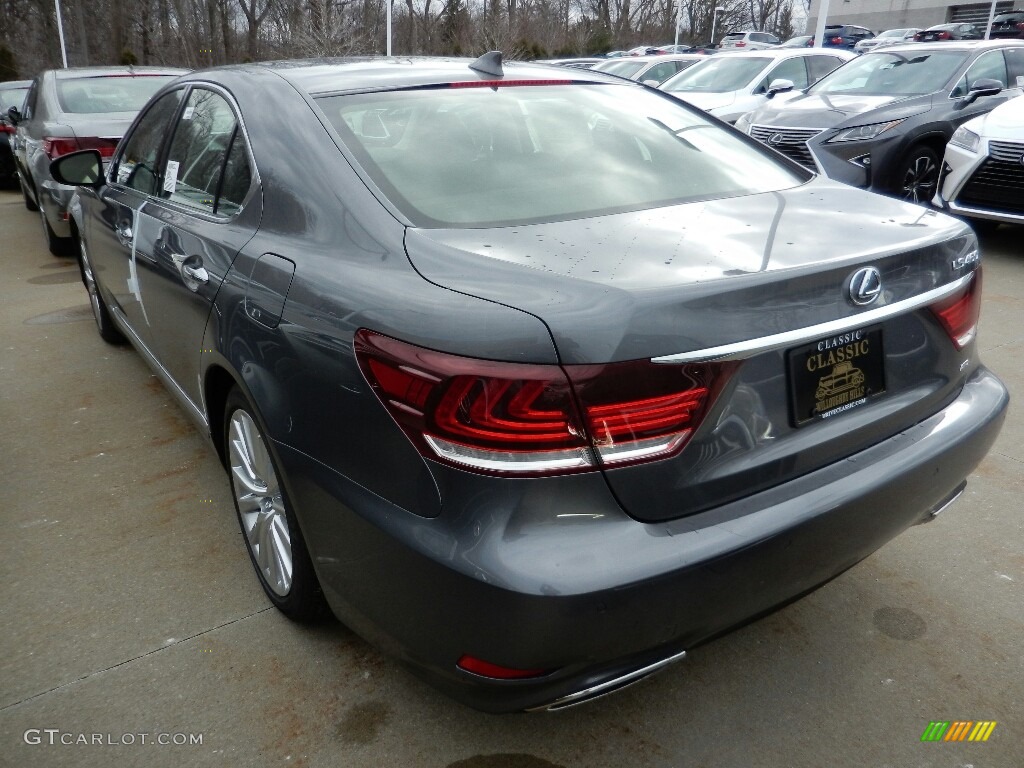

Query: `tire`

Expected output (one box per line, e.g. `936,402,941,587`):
77,235,126,344
893,146,940,204
19,174,39,211
224,387,328,622
40,199,73,256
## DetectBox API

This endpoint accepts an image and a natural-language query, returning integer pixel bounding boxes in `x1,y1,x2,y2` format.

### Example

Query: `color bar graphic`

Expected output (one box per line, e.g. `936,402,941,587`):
921,721,996,742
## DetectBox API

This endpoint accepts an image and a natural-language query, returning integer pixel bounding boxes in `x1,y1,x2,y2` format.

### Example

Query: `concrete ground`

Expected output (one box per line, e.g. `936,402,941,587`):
1,187,1021,768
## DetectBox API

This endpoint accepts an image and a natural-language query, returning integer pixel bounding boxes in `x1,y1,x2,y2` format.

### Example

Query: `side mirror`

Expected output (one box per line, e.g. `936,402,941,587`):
50,149,104,188
6,106,21,125
961,78,1003,106
766,78,795,98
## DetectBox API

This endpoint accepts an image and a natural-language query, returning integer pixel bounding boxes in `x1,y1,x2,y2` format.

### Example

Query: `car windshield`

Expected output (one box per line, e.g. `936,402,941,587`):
316,84,804,228
593,60,646,78
57,75,177,114
661,56,770,92
808,50,967,96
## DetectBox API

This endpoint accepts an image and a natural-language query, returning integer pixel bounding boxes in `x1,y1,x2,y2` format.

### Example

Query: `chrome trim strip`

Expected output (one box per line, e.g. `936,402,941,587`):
948,200,1024,224
527,650,687,712
652,274,974,364
110,305,209,430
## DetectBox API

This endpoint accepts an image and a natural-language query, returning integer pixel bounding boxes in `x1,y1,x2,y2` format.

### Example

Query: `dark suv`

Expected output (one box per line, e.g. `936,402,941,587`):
822,24,875,49
989,11,1024,39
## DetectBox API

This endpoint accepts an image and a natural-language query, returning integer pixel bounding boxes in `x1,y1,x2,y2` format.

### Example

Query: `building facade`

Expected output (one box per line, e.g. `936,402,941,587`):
806,0,1017,33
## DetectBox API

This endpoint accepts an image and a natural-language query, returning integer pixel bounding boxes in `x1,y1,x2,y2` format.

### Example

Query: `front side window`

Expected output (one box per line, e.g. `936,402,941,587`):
316,83,805,228
162,89,239,214
810,50,968,96
953,50,1009,96
762,57,809,91
807,55,843,83
113,89,184,195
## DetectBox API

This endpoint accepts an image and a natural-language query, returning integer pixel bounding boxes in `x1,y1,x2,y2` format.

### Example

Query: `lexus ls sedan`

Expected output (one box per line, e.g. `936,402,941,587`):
53,55,1007,713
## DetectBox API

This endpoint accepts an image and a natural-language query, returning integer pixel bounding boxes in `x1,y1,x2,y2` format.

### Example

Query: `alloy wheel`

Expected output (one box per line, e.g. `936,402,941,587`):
228,409,293,596
901,153,939,203
79,239,103,329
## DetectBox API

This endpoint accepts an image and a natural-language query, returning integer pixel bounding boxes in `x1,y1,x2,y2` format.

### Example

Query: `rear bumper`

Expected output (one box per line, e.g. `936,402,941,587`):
282,366,1007,713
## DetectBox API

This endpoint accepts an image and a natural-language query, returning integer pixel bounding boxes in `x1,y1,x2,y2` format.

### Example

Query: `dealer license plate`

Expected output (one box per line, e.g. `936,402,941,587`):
788,327,886,426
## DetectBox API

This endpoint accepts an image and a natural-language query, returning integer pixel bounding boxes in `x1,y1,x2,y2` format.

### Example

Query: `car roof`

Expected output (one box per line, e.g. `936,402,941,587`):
703,48,854,60
250,57,628,95
875,39,1024,52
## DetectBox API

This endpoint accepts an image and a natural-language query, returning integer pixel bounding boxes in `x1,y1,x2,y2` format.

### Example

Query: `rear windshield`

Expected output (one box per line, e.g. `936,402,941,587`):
809,50,967,96
315,83,804,228
661,56,770,92
593,60,646,78
723,33,746,41
0,86,28,111
57,75,177,114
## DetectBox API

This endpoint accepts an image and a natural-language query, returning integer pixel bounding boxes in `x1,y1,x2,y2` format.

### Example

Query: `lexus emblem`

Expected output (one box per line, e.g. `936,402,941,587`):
849,267,882,306
767,133,784,145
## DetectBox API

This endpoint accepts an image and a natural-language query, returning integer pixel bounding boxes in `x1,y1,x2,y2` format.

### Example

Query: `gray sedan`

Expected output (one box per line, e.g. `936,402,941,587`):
10,66,186,254
53,55,1006,713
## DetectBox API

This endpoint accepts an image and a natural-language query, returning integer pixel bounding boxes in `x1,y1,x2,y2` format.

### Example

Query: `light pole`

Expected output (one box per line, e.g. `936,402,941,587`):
386,0,392,56
54,0,68,67
710,6,724,48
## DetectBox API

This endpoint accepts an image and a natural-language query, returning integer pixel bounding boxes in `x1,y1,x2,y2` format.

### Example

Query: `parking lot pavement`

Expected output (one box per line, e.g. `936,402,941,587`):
1,186,1020,768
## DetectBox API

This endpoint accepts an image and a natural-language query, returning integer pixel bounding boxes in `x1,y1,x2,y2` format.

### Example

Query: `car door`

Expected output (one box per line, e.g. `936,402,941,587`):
132,86,258,407
91,88,185,346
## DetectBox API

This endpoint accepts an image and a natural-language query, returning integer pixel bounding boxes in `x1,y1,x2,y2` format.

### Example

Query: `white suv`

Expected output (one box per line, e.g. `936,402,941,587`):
719,31,781,50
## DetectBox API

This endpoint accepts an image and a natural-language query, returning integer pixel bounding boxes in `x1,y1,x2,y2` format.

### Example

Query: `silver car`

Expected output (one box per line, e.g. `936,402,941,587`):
854,28,922,53
591,54,705,85
719,30,781,50
11,66,186,255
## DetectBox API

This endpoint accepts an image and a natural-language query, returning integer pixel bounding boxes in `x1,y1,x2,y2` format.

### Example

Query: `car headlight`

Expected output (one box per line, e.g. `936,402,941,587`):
826,118,906,143
949,125,981,153
734,111,754,135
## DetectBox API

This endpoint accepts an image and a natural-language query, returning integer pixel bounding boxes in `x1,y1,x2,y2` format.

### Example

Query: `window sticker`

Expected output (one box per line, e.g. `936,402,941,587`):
183,106,195,120
163,160,179,194
117,162,133,185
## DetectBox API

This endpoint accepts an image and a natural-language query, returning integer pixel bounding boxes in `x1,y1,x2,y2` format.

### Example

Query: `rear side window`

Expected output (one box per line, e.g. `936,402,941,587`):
113,89,184,195
216,132,253,217
56,75,176,114
162,89,238,214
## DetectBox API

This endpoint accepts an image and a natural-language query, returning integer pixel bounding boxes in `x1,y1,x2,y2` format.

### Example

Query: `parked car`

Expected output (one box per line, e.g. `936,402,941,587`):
9,66,187,254
821,24,876,50
719,30,781,50
915,23,982,42
592,53,704,84
627,45,662,56
54,53,1006,714
988,11,1024,39
779,35,814,48
537,57,605,69
0,79,30,188
660,48,854,123
735,41,1024,202
854,28,922,53
656,44,696,54
933,93,1024,230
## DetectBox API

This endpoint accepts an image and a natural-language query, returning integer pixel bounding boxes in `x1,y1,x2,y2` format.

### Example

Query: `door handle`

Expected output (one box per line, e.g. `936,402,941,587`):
115,221,133,245
171,253,209,292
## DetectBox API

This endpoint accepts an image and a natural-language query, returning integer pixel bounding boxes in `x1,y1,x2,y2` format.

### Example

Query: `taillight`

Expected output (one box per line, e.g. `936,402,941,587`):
931,270,982,350
43,136,118,159
1016,22,1024,30
735,41,746,47
354,329,734,475
0,123,14,135
938,31,951,39
42,137,80,158
830,36,844,44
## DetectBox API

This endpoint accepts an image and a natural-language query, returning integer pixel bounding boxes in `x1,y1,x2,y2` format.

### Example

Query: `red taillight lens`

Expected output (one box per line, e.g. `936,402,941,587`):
830,36,844,44
43,137,80,158
938,31,951,39
735,41,746,47
0,123,14,135
1016,22,1024,30
456,655,551,680
44,136,118,159
355,329,734,475
931,270,982,350
76,137,119,158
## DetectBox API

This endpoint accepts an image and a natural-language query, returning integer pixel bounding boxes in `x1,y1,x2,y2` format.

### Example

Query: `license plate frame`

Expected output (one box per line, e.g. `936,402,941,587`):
787,326,886,426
